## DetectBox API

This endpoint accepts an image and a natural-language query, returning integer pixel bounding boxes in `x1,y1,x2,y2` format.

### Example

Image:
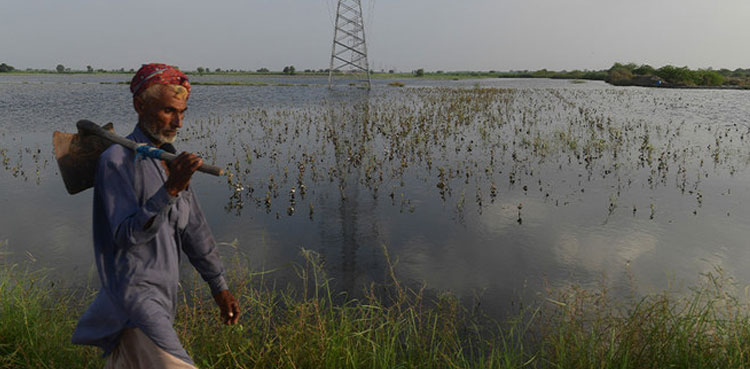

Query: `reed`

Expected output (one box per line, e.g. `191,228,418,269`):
3,249,750,368
535,267,750,368
0,265,102,368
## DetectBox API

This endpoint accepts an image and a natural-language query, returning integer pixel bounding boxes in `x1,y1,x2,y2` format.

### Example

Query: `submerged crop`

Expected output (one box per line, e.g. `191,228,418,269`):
167,87,750,224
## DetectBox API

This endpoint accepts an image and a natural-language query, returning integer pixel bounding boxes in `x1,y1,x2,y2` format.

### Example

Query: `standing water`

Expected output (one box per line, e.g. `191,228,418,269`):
2,74,750,315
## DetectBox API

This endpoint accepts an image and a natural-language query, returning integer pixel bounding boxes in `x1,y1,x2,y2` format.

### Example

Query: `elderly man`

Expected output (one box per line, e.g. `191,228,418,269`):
72,63,240,368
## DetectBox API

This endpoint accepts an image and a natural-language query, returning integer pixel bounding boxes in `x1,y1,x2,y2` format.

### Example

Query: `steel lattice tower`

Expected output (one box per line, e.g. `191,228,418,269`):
328,0,371,89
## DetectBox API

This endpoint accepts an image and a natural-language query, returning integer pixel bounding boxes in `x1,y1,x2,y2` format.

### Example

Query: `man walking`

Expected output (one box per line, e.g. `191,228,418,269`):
72,63,240,368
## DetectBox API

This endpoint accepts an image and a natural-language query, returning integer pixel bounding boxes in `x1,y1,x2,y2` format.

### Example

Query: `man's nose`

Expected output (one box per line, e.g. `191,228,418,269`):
171,114,183,128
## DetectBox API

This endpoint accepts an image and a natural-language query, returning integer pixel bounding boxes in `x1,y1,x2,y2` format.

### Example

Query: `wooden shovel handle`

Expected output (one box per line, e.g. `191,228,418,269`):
76,120,224,176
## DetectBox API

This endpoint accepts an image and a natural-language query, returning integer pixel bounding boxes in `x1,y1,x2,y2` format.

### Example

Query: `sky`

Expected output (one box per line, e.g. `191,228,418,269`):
2,0,749,72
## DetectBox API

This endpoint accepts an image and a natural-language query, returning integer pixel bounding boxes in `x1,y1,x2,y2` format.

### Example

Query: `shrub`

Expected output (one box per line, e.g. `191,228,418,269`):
607,67,634,86
633,64,655,75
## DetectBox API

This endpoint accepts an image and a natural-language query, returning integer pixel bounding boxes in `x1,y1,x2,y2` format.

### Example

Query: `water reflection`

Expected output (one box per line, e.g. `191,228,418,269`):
3,75,750,316
325,89,369,293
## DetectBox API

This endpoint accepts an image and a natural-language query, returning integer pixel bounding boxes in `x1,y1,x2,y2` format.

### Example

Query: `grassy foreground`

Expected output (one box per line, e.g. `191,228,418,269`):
3,249,750,368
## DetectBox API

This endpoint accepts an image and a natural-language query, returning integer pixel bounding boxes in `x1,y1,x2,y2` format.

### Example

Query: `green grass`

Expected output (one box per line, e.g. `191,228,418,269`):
3,248,750,368
0,265,102,368
534,268,750,368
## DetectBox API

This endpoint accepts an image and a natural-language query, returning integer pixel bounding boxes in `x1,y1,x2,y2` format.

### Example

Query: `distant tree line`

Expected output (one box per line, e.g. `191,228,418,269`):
606,62,750,87
189,66,332,75
4,62,749,88
506,69,607,80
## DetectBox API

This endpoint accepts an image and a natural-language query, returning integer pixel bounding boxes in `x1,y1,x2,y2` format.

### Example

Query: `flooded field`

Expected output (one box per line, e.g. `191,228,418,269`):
2,74,750,314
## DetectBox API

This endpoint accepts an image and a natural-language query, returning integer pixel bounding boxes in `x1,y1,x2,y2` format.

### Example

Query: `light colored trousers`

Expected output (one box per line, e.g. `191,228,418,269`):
105,328,197,369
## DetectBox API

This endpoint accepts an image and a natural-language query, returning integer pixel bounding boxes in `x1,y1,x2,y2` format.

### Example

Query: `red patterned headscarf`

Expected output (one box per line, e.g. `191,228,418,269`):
130,63,191,98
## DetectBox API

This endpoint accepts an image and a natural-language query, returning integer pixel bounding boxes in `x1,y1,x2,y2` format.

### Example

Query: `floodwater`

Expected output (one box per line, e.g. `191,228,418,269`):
2,74,750,314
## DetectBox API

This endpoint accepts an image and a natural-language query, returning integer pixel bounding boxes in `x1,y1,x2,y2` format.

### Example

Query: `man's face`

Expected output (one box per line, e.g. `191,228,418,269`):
135,86,188,144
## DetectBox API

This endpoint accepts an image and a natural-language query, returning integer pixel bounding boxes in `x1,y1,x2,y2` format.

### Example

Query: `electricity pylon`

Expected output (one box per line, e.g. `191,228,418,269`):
328,0,371,89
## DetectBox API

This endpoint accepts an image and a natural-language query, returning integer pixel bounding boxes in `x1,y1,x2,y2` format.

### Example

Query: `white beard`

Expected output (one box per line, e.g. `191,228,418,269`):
159,133,177,144
142,123,177,145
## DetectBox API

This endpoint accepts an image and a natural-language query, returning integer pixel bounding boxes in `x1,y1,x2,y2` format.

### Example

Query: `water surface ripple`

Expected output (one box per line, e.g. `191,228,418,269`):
2,75,749,314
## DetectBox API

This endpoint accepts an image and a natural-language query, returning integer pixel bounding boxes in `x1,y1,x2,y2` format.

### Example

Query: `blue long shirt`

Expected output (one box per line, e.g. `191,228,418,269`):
71,125,228,365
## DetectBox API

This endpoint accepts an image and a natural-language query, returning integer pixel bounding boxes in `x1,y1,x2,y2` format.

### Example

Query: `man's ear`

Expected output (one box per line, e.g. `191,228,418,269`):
133,96,145,115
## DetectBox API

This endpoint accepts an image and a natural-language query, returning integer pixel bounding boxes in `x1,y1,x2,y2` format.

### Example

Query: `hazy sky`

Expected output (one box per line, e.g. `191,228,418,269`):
2,0,749,72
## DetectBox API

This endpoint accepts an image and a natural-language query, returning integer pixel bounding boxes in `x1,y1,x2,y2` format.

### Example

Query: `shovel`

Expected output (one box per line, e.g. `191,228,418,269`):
53,120,224,195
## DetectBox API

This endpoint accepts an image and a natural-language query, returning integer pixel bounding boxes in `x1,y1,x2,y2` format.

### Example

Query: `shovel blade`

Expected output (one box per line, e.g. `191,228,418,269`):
53,122,115,195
